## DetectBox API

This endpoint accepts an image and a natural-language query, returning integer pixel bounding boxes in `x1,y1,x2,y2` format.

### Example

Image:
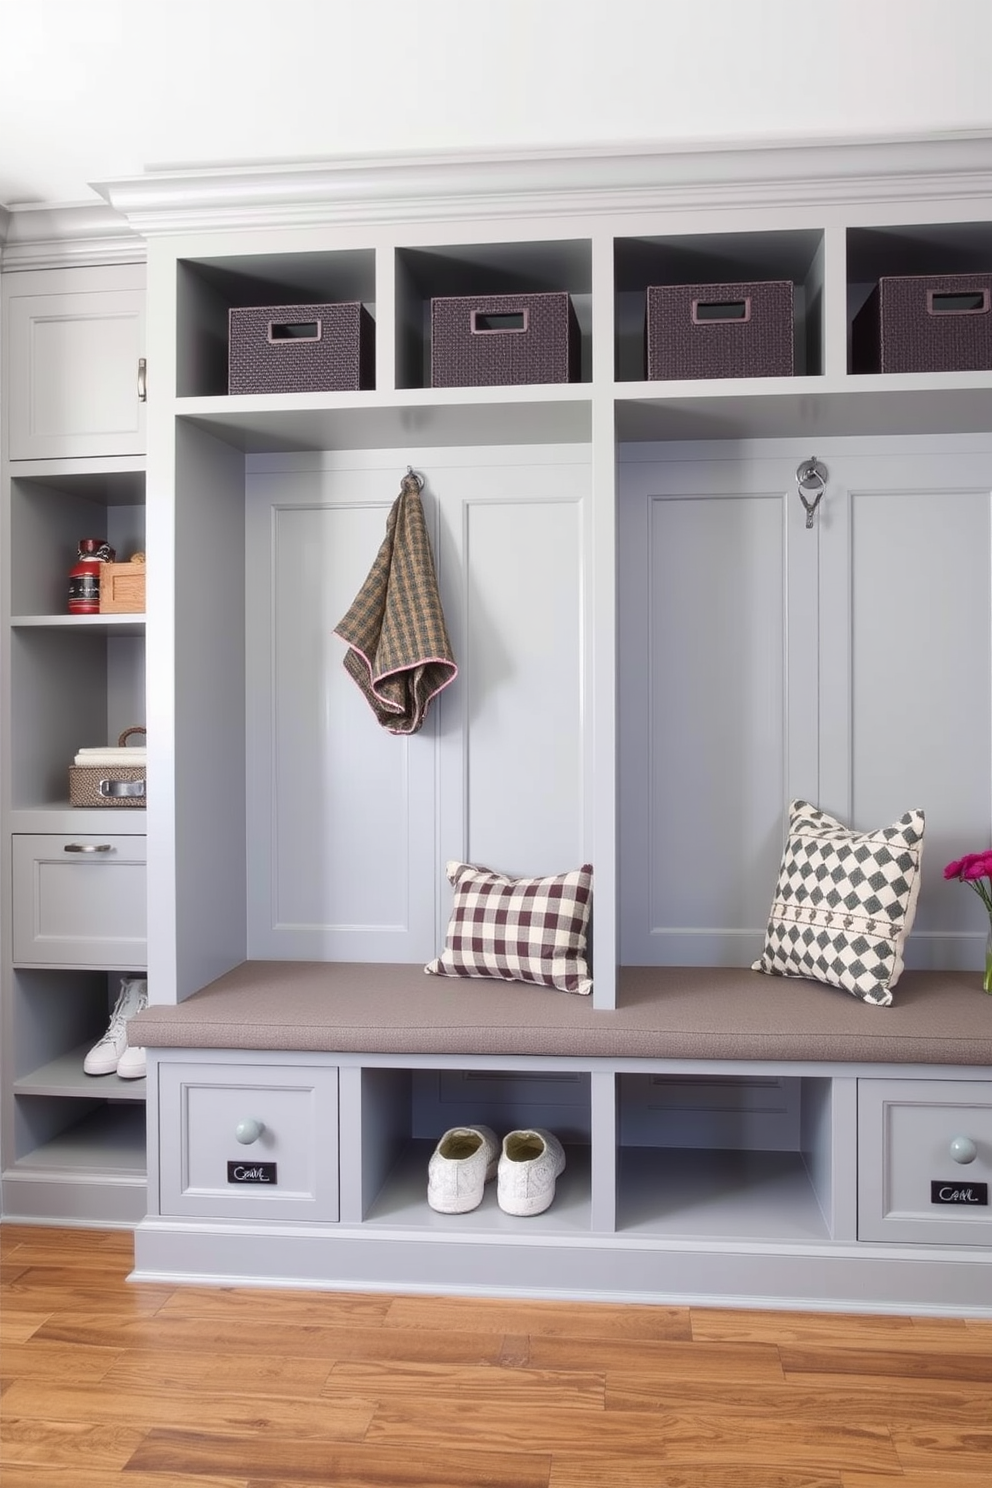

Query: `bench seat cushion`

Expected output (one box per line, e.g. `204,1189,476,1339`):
129,963,992,1067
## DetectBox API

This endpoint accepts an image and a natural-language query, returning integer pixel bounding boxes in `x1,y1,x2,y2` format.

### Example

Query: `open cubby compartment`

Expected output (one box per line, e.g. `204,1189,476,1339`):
176,249,378,398
10,968,146,1099
353,1063,592,1232
615,1072,834,1242
12,1094,146,1173
846,221,992,372
614,229,825,382
395,238,593,389
8,625,145,810
8,468,146,617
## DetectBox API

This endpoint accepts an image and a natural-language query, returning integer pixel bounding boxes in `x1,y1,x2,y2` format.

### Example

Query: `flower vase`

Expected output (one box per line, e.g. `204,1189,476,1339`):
985,928,992,994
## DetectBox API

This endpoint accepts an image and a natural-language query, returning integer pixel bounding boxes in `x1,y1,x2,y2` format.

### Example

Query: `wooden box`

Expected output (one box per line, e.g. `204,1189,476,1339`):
99,556,146,614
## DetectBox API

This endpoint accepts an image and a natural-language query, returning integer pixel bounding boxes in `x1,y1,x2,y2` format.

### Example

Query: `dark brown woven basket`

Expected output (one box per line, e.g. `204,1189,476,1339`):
646,280,794,381
852,273,992,373
431,292,579,388
228,302,374,394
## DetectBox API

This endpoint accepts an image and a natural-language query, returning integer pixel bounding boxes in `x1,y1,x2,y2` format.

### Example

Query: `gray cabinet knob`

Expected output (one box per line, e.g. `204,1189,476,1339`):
235,1117,265,1145
949,1135,978,1164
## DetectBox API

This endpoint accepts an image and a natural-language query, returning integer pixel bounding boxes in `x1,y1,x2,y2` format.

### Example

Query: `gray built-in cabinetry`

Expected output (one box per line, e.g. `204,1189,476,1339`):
1,262,148,1223
1,136,991,1309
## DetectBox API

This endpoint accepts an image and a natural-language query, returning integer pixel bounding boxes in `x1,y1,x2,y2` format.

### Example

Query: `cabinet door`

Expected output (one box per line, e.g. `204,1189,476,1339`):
859,1078,992,1245
12,835,146,968
619,439,992,967
6,286,145,460
158,1061,339,1221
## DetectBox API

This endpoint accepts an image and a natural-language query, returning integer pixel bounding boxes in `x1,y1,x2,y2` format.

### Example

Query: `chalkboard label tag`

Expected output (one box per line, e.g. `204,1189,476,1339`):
930,1180,987,1206
228,1161,277,1185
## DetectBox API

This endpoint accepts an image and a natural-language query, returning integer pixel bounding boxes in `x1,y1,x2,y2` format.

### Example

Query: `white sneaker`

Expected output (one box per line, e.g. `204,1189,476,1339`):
427,1125,499,1213
115,1042,147,1080
83,978,148,1076
498,1129,566,1216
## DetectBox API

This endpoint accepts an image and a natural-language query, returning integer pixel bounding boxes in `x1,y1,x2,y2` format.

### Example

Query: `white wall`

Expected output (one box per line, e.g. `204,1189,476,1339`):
0,0,991,207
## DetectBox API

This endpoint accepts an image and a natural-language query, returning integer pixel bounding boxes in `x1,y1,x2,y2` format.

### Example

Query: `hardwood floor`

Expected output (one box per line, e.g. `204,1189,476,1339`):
2,1224,990,1486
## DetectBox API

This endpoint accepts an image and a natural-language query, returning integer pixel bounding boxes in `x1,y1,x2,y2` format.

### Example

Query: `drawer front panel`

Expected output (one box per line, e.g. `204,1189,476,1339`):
159,1062,339,1220
859,1078,992,1245
12,834,147,968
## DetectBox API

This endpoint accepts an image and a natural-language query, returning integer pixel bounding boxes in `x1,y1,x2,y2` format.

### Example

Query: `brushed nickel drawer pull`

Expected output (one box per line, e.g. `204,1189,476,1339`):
64,843,113,853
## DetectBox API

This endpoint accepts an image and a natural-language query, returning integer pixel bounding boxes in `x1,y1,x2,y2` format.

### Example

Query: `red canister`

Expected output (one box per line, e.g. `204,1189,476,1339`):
68,539,116,614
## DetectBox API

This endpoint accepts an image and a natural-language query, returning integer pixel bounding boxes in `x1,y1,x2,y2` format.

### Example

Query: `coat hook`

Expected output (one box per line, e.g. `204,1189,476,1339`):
796,456,827,529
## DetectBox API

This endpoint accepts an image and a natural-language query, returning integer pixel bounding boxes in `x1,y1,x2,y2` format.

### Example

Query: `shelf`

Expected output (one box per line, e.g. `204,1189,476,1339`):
10,806,146,833
616,1147,830,1243
15,1045,146,1101
12,613,145,636
178,385,593,451
615,373,992,441
10,1103,146,1177
363,1139,591,1234
7,464,146,502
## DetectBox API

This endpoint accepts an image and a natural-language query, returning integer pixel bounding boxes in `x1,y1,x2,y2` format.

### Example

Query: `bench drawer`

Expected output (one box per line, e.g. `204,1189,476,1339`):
159,1061,339,1221
858,1078,992,1245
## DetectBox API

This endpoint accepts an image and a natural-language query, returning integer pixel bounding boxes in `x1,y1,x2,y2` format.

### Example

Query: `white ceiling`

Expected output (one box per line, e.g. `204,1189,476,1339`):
1,0,991,211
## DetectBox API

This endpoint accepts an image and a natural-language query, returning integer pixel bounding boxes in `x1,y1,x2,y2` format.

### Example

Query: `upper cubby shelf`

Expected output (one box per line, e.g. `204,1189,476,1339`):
614,229,825,382
394,238,592,389
176,250,376,398
847,221,992,373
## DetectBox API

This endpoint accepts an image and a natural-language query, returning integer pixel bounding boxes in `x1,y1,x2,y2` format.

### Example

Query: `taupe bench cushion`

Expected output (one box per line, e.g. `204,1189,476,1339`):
130,963,992,1066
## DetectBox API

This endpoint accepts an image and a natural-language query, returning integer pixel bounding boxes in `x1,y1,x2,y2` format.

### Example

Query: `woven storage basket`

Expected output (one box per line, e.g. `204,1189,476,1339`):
69,727,146,808
228,301,374,394
852,273,992,373
431,291,580,388
647,279,794,380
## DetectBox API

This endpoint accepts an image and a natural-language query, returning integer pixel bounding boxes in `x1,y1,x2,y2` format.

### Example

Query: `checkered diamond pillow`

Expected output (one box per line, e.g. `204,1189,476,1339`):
426,861,593,995
752,800,925,1006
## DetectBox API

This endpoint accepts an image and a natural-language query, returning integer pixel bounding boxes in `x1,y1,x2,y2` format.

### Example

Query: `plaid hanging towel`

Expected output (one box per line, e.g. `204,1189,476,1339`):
334,471,457,734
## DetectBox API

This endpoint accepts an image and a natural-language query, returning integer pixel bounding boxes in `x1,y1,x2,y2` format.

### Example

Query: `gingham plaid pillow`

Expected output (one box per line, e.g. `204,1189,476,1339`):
752,800,925,1006
426,860,593,995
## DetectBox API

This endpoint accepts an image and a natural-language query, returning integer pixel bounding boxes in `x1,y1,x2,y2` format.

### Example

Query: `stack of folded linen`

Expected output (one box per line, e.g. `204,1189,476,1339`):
73,744,147,768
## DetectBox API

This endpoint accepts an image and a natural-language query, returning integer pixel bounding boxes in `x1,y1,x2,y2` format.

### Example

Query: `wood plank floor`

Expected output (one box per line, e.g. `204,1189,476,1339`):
2,1225,990,1487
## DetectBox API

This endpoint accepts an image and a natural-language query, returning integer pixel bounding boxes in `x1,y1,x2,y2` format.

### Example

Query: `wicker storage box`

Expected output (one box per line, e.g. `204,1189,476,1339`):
431,292,580,388
852,273,992,373
98,556,145,614
646,279,794,380
70,728,146,808
228,301,374,394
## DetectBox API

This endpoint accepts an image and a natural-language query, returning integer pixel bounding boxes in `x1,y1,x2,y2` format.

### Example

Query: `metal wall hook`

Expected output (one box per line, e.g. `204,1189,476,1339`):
796,456,827,529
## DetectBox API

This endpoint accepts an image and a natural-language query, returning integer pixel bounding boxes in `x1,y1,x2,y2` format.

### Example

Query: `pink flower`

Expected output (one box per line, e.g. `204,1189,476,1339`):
963,854,992,881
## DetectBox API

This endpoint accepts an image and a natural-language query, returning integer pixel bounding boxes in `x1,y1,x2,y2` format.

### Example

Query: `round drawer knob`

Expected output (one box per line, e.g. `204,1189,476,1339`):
235,1117,265,1145
949,1135,978,1165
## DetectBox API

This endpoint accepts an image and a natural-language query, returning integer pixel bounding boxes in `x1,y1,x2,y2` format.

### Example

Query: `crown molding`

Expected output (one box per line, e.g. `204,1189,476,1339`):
0,200,143,270
91,130,992,236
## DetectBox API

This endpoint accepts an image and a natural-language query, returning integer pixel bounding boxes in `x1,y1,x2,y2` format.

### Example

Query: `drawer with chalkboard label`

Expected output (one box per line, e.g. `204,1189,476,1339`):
858,1078,992,1245
159,1060,338,1221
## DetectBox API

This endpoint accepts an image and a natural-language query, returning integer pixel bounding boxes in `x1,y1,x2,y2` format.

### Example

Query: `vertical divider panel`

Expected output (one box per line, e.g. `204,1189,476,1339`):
591,231,618,1008
589,1066,617,1232
821,226,849,381
374,244,395,393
